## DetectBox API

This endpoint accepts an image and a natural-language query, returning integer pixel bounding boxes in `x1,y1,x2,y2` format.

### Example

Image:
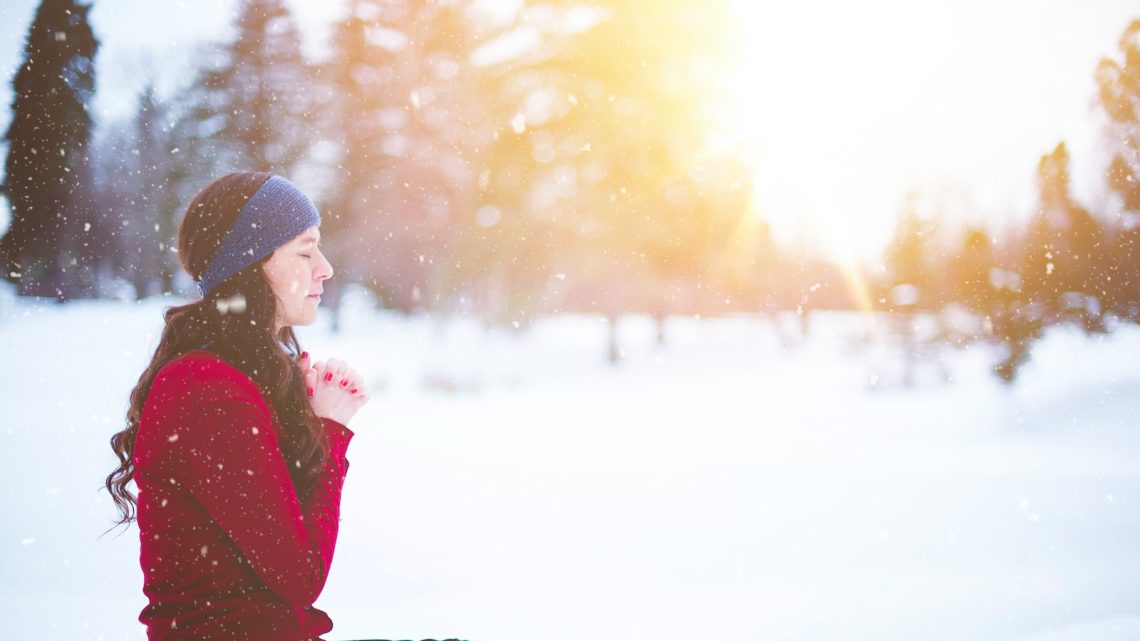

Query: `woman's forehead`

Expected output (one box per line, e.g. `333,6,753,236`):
294,226,320,243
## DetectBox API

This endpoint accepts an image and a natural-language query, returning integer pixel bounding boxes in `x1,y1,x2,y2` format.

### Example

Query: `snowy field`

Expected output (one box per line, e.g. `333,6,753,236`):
2,290,1140,641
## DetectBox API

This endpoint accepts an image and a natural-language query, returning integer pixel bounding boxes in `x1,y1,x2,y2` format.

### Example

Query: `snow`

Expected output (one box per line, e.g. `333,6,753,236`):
2,292,1139,640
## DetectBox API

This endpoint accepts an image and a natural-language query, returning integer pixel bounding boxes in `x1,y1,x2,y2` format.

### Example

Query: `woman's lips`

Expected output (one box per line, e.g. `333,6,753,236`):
307,294,321,302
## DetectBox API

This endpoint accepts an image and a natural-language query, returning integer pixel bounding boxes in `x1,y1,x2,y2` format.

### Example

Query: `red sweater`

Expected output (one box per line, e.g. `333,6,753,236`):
133,350,354,640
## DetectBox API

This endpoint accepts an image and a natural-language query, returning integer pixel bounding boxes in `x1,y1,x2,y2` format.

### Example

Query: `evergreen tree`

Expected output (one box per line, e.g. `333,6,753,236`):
0,0,98,298
472,0,745,329
1095,19,1140,321
147,95,190,296
1107,224,1140,320
950,226,998,317
991,142,1107,383
1019,142,1105,323
180,0,313,180
324,0,485,315
89,112,135,293
319,0,392,316
882,194,936,311
92,83,191,298
126,86,179,297
1095,19,1140,213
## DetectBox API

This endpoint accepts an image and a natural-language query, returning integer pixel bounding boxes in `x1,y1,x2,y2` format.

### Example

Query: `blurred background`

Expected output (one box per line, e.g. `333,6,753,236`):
0,0,1137,381
1,1,1140,640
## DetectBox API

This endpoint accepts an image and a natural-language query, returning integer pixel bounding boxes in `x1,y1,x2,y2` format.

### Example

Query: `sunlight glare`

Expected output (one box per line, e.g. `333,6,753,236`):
726,0,1051,261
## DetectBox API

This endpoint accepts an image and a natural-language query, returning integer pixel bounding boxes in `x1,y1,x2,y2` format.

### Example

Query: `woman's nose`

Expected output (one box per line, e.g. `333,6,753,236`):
316,251,333,281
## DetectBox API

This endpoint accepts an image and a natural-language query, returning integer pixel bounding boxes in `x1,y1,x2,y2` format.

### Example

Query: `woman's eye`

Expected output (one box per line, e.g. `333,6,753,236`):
300,254,312,259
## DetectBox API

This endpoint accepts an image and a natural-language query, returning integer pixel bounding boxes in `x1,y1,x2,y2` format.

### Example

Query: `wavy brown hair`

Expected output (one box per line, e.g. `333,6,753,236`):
104,172,329,531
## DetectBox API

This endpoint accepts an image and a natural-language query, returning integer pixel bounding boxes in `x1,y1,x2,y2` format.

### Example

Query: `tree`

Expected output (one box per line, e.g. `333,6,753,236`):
986,142,1107,383
1095,19,1140,321
470,0,748,332
1107,224,1140,320
882,193,937,311
951,226,998,317
122,86,181,297
322,0,484,316
177,0,314,180
1019,142,1106,325
1095,19,1140,213
0,0,98,298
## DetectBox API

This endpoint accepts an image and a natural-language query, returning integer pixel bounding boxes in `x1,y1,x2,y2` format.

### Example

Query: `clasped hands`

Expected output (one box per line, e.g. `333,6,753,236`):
297,351,369,426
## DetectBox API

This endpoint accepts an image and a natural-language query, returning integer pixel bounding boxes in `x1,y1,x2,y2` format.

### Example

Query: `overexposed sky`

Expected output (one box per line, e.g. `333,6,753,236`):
0,0,1136,258
729,0,1138,257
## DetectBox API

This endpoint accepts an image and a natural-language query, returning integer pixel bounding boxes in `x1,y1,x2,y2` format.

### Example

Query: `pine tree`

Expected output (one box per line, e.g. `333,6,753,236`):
1095,19,1140,213
1108,224,1140,320
1094,19,1140,321
179,0,313,179
324,0,484,314
883,194,935,311
0,0,98,298
472,0,744,329
1019,142,1105,323
126,86,178,297
320,0,400,316
951,226,998,317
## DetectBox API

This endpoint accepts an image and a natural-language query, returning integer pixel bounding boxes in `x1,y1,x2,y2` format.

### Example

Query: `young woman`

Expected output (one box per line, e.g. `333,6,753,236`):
105,172,369,640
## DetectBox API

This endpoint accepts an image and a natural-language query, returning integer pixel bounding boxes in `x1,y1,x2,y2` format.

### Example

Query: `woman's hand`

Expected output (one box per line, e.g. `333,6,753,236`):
298,352,369,426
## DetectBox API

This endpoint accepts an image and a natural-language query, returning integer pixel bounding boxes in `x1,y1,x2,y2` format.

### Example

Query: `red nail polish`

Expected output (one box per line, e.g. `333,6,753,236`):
350,388,358,394
340,379,349,387
301,351,308,360
325,373,333,382
307,386,314,397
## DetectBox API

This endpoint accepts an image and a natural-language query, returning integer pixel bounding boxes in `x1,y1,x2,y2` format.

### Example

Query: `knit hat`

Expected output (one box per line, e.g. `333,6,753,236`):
197,176,321,298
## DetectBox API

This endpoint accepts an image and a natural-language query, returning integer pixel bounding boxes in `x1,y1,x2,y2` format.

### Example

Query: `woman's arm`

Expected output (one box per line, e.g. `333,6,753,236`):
145,357,353,605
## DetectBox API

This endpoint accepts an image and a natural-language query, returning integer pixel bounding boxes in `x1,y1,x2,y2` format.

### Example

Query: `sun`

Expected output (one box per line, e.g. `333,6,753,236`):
722,0,1010,262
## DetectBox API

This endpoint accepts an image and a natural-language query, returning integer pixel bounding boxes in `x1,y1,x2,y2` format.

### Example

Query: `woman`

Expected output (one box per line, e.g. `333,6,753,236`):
105,172,369,640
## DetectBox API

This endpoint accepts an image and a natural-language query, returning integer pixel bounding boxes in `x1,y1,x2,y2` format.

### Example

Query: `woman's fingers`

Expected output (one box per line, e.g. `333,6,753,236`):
306,357,367,406
306,356,371,425
322,358,346,385
304,366,318,397
337,367,360,391
337,367,354,389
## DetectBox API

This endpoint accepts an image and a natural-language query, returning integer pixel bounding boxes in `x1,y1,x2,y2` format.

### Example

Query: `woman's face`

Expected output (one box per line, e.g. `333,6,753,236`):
262,226,333,329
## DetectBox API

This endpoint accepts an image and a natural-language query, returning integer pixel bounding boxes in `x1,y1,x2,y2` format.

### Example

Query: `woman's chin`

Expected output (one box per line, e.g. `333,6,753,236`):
288,310,319,327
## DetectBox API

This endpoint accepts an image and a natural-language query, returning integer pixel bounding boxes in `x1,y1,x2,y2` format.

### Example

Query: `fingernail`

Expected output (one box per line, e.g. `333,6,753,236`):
340,379,349,387
307,386,314,397
350,388,358,394
301,351,309,360
325,373,333,382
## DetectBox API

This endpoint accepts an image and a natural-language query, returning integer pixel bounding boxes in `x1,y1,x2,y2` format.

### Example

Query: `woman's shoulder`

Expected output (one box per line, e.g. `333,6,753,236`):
137,351,276,466
150,349,262,406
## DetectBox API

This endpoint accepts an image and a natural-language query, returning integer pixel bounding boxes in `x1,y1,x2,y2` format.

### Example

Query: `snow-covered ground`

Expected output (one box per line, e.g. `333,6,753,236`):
2,291,1139,641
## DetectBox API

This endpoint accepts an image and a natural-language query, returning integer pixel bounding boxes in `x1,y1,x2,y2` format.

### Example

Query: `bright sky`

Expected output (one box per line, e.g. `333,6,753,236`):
0,0,1136,260
728,0,1138,259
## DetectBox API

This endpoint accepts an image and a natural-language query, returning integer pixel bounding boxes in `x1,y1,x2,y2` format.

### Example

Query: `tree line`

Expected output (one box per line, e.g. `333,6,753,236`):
1,0,1138,381
874,18,1140,381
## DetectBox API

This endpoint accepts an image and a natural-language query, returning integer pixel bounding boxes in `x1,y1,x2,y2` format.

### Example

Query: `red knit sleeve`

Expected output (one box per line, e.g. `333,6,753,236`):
146,356,354,606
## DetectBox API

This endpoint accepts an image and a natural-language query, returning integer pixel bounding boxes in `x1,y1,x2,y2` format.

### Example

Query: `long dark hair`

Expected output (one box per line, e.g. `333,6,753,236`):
104,172,328,530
